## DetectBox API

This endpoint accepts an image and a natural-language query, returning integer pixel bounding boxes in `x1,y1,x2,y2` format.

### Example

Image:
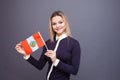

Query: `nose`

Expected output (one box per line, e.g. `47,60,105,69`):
56,23,60,28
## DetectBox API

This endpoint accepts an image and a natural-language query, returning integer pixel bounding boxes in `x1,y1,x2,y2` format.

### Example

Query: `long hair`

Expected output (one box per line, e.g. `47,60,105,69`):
48,11,72,42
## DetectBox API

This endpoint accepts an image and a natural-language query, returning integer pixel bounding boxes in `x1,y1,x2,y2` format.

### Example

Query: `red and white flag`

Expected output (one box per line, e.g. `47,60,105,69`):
21,32,47,55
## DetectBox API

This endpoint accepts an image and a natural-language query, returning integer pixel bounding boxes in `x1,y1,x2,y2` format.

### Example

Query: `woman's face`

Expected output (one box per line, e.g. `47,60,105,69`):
51,16,66,36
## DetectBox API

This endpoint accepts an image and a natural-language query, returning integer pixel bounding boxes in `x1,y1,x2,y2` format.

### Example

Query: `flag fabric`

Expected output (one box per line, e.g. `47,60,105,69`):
21,32,45,55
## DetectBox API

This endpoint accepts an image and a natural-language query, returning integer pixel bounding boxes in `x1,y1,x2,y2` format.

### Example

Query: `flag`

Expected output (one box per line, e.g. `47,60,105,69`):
21,32,46,55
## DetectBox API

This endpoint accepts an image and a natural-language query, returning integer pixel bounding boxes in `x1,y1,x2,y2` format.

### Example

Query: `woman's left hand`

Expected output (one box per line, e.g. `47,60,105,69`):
45,50,57,63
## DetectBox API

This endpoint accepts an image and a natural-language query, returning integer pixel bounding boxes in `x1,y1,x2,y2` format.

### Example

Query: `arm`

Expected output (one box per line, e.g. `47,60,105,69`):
56,40,81,75
15,42,48,70
27,46,48,70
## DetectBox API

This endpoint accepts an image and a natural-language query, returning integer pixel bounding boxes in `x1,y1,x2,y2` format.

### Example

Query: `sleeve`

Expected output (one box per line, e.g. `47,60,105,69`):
23,55,30,60
56,40,81,75
27,46,48,70
53,59,60,67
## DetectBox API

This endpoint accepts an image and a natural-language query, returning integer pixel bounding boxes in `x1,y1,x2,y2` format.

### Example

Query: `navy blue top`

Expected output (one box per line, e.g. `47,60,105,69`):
27,37,81,80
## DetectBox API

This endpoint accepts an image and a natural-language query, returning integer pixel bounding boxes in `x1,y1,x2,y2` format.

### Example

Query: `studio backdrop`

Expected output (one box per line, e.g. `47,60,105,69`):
1,0,120,80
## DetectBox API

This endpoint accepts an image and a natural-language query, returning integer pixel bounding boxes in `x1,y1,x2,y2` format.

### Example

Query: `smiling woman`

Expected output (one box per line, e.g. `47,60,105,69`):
51,16,66,36
49,11,72,42
15,10,81,80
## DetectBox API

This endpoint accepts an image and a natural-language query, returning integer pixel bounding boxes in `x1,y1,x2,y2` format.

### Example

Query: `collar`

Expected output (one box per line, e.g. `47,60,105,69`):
56,33,68,40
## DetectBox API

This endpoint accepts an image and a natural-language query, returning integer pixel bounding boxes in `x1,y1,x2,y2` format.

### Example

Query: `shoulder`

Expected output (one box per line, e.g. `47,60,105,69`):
45,39,51,44
64,37,80,49
69,37,81,53
68,37,80,45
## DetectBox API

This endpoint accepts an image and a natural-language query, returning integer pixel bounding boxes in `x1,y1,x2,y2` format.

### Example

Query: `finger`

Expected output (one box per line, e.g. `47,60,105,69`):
17,43,22,47
15,44,20,48
45,52,49,56
47,50,54,53
46,51,52,55
45,53,52,57
16,47,22,51
15,45,21,50
15,43,22,48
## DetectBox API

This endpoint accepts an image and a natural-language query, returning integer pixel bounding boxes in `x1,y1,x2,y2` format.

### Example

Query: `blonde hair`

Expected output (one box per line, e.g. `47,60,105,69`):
49,11,72,42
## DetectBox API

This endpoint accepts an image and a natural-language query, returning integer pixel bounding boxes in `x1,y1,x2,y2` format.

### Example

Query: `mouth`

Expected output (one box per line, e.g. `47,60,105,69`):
55,27,63,31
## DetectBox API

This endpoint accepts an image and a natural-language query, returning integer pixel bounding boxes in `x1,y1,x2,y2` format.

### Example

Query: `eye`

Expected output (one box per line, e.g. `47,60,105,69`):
59,21,63,24
52,23,56,26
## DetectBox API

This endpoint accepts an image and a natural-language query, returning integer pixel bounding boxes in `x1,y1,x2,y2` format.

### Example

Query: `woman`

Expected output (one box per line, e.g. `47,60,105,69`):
15,11,81,80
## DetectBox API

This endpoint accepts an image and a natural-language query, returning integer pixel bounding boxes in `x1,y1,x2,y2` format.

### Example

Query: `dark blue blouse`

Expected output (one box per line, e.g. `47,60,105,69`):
27,37,81,80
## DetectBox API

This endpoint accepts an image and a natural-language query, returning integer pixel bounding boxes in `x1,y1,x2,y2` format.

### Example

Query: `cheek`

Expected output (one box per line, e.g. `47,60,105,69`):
52,25,56,30
61,22,65,27
52,26,56,32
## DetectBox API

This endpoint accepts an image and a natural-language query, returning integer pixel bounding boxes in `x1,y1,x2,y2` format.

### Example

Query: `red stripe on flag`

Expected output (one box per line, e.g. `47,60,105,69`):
21,40,32,55
33,32,44,48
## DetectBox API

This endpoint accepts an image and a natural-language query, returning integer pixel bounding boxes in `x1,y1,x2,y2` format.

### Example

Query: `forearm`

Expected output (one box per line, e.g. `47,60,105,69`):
26,55,47,70
56,60,79,75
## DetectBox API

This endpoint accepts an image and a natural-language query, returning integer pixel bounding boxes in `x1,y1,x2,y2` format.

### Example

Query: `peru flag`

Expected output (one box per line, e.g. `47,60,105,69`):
21,32,45,55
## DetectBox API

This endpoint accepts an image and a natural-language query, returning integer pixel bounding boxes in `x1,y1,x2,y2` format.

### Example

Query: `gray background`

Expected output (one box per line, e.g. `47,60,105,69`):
1,0,120,80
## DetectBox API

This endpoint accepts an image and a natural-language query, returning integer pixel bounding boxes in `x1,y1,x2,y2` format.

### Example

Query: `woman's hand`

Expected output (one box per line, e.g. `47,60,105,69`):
45,50,57,63
15,42,27,56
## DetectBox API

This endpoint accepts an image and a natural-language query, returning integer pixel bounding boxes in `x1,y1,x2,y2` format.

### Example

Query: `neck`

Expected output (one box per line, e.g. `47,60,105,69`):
56,33,67,40
56,32,65,36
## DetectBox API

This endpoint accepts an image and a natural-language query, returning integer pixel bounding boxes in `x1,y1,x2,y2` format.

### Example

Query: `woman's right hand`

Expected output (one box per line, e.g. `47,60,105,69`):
15,43,27,56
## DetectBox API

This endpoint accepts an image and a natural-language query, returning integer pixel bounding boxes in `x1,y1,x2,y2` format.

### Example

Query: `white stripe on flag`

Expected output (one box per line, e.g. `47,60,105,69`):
26,36,39,52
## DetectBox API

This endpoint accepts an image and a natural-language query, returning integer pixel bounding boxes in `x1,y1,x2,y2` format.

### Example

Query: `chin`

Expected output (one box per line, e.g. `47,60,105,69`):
56,32,64,36
57,31,62,34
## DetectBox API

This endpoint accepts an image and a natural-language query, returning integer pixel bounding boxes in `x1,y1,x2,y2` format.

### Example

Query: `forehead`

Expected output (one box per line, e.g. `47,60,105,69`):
51,16,63,22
